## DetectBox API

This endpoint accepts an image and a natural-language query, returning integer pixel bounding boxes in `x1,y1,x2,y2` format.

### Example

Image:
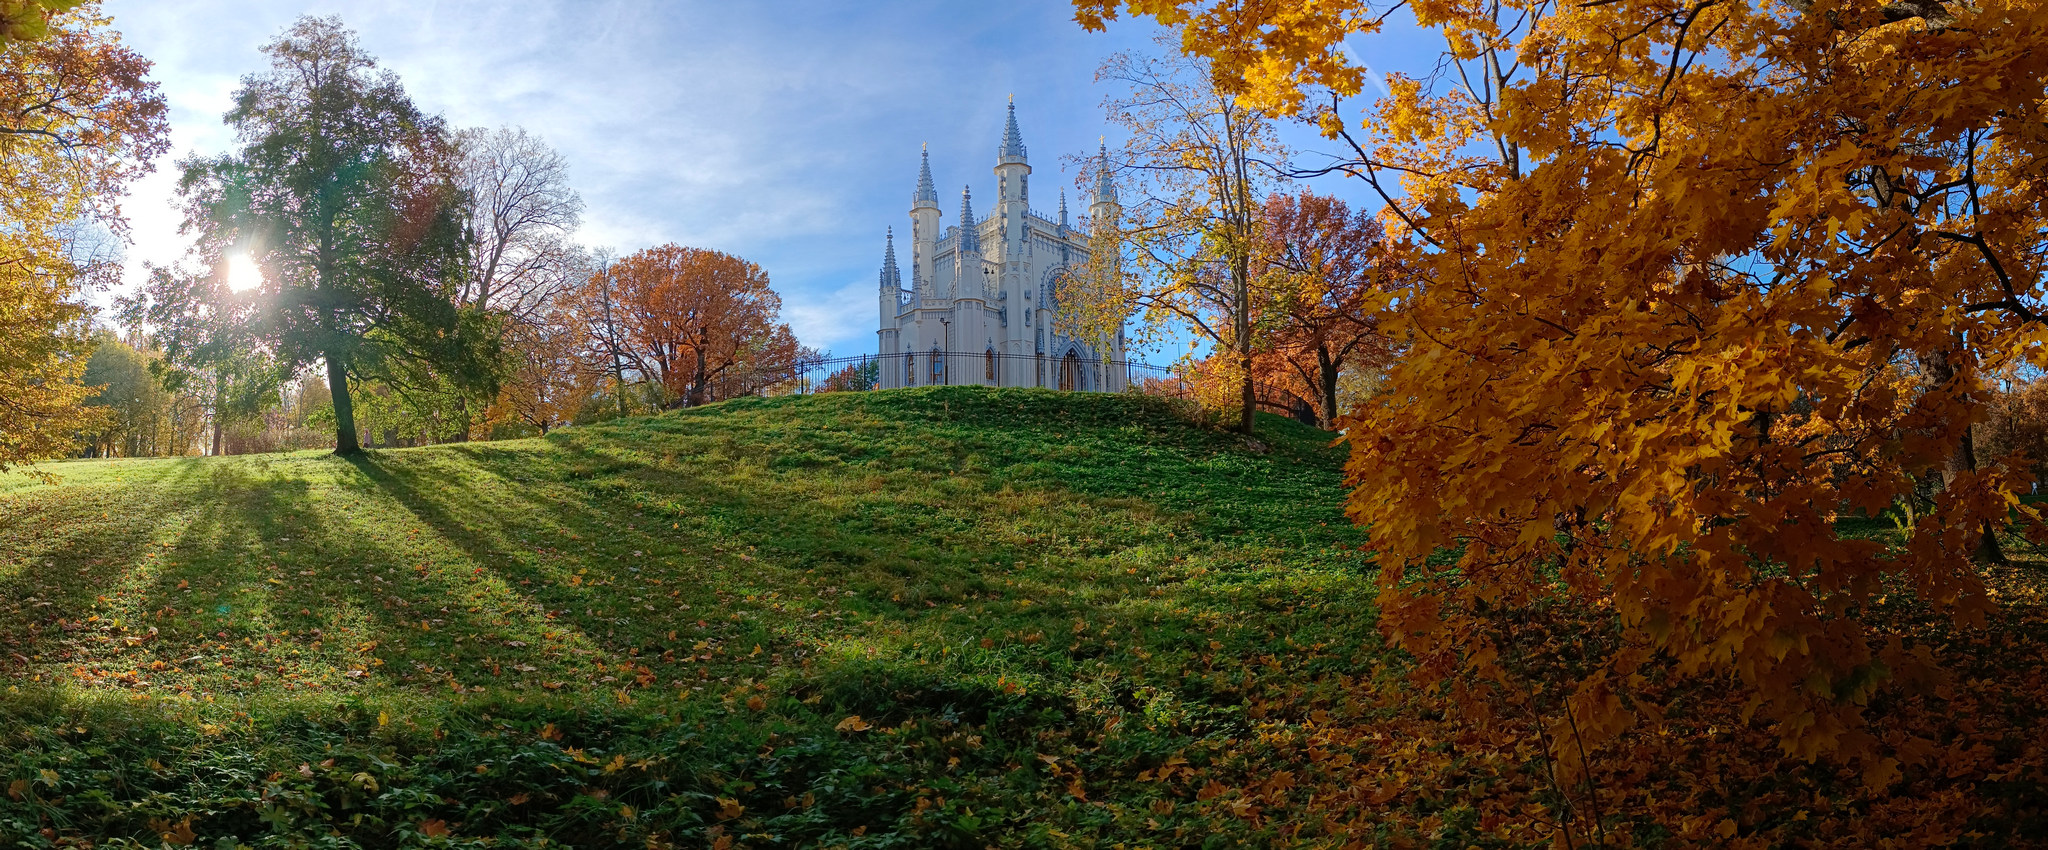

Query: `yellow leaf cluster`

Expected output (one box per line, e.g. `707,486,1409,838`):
0,4,166,470
1093,0,2048,784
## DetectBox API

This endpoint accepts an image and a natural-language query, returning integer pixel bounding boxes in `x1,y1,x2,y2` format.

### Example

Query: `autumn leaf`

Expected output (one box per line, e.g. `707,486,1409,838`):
148,816,197,846
419,818,450,838
715,797,744,820
835,715,871,733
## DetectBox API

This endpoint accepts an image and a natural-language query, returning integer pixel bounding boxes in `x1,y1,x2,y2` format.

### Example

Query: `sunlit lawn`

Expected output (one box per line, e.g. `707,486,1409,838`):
0,388,1380,847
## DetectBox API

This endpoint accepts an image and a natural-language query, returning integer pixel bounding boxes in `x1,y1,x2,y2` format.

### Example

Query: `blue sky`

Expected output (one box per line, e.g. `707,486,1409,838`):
102,0,1436,359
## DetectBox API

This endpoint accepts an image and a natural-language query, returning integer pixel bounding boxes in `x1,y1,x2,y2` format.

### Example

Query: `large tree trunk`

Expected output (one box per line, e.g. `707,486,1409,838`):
688,347,709,408
1922,347,2006,564
1234,257,1255,434
1948,418,2009,564
328,353,362,455
1316,345,1340,430
210,373,225,456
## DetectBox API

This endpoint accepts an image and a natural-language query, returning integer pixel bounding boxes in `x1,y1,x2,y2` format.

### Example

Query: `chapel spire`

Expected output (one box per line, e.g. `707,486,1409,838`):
958,185,980,253
1058,190,1069,227
998,96,1027,164
879,227,901,291
914,144,939,206
1093,141,1118,204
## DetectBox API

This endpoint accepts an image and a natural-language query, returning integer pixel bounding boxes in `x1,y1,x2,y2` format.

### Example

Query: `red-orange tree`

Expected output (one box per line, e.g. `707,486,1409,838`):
1256,189,1393,428
576,244,799,408
1081,0,2048,785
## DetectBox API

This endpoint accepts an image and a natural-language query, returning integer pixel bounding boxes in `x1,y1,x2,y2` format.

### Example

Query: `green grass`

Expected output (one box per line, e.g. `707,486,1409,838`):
0,388,1381,848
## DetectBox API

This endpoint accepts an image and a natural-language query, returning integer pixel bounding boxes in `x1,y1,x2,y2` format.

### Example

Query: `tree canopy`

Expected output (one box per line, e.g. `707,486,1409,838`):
576,244,804,409
150,16,483,455
1081,0,2048,793
0,1,165,471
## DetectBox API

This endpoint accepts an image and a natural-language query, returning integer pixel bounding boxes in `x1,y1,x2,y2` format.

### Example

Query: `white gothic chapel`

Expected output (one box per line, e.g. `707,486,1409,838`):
875,101,1128,392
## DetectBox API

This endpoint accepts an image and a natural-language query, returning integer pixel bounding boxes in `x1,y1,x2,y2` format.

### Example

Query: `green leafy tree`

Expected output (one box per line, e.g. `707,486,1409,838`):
78,331,163,456
162,16,481,455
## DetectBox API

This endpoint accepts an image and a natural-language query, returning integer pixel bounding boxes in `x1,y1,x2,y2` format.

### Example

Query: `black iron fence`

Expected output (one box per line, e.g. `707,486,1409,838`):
783,350,1322,425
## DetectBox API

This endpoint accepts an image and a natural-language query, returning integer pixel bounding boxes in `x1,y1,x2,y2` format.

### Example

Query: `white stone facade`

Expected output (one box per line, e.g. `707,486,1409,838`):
875,102,1126,392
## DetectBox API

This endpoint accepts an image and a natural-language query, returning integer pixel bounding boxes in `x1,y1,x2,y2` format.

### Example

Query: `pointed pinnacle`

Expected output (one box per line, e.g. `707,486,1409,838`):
880,227,902,290
999,99,1027,162
1094,141,1117,204
914,146,939,205
959,185,980,252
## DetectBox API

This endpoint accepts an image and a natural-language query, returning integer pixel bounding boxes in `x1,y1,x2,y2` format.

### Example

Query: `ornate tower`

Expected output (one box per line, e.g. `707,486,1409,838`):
1087,142,1127,391
995,98,1031,251
877,227,901,329
953,184,980,299
910,145,941,295
993,98,1033,375
1089,141,1120,228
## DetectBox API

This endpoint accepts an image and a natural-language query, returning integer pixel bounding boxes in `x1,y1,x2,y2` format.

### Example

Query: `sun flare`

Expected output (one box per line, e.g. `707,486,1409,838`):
226,254,263,293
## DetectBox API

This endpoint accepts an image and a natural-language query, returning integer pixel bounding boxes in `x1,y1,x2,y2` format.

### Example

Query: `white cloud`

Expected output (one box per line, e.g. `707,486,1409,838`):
102,0,1386,354
783,278,878,355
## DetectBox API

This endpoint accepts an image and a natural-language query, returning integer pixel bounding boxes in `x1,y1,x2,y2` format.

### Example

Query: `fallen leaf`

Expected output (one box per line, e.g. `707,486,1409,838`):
716,797,745,820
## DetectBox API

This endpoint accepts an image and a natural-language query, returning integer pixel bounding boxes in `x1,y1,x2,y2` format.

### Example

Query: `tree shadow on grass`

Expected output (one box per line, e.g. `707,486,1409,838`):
0,457,229,674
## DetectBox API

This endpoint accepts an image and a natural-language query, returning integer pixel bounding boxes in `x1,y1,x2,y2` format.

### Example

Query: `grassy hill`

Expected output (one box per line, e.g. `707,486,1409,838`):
0,388,1383,848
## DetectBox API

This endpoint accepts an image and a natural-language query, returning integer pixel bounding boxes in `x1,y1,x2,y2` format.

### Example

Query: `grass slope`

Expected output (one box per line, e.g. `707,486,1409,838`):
1,388,1378,848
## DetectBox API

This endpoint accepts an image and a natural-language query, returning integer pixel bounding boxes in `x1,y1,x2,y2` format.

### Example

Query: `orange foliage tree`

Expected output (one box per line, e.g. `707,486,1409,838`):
1082,0,2048,807
574,244,802,408
1256,189,1394,428
489,308,588,435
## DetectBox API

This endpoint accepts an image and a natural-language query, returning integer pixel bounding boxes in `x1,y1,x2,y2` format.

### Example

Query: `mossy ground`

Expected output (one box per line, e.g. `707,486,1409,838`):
0,388,1380,848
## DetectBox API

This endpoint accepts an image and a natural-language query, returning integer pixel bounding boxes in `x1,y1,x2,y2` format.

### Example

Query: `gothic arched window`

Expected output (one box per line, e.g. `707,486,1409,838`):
985,347,997,383
904,352,915,387
1060,349,1082,392
930,346,945,385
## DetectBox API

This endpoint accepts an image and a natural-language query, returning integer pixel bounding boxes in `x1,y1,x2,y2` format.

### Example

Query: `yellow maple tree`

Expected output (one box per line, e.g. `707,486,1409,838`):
1082,0,2048,792
0,3,166,470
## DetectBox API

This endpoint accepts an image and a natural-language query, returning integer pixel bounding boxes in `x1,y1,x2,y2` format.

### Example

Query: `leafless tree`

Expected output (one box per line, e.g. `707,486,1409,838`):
453,126,587,326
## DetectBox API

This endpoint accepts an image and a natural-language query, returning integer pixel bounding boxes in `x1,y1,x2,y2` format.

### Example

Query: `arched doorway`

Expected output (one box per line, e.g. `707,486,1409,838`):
1059,349,1082,391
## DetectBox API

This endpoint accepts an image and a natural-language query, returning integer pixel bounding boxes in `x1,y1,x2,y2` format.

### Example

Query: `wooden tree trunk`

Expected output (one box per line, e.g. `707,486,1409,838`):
1234,256,1255,434
1922,347,2006,564
328,353,361,455
1316,345,1340,430
688,347,709,408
